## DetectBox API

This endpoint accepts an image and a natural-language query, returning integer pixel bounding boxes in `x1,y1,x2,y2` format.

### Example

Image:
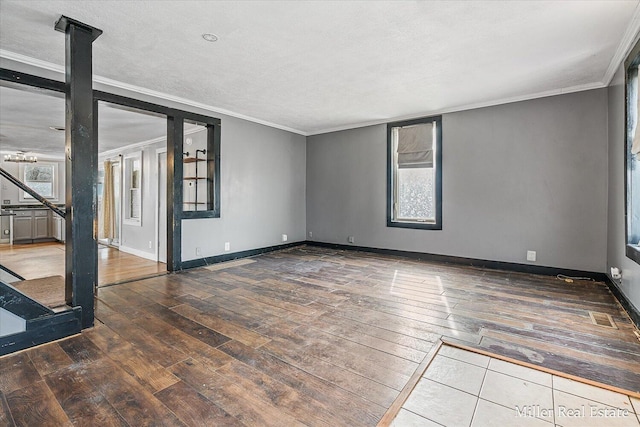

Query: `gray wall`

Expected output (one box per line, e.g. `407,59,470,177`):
89,79,307,263
102,110,306,263
307,89,609,272
607,65,640,313
182,116,306,261
0,58,307,264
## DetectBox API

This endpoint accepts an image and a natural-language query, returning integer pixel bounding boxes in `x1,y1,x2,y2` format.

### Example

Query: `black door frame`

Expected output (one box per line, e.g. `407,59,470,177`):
0,67,221,322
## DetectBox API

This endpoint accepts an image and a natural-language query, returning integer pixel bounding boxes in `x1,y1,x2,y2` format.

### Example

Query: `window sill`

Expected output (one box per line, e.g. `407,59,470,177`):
387,220,442,230
626,244,640,266
20,197,58,203
182,210,220,220
19,199,58,203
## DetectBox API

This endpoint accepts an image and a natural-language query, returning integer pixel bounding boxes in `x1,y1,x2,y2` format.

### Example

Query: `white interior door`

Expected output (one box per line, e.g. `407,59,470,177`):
158,151,167,264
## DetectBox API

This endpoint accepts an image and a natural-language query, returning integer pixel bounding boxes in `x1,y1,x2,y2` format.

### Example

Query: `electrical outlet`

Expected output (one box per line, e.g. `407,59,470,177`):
2,199,10,204
3,229,9,235
611,267,622,280
196,247,201,256
149,241,152,249
282,234,288,242
308,231,312,238
527,250,536,262
224,242,230,251
348,236,355,244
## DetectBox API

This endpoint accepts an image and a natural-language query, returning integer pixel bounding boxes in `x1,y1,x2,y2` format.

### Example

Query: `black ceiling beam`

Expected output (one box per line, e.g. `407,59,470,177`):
0,69,65,93
0,69,221,129
94,90,221,125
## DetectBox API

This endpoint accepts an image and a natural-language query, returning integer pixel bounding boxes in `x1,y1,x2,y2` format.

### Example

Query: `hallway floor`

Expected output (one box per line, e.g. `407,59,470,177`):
0,241,166,287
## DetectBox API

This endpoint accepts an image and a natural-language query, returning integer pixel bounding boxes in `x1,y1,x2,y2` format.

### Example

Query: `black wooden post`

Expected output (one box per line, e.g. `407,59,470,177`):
55,16,102,329
167,115,184,271
210,124,221,215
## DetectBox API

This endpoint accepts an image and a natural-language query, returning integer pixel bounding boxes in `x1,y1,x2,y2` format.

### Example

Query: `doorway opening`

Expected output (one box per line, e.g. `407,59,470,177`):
96,101,168,285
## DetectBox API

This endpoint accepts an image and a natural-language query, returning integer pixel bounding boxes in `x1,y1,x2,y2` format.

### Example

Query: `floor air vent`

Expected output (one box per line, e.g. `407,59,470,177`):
588,311,617,329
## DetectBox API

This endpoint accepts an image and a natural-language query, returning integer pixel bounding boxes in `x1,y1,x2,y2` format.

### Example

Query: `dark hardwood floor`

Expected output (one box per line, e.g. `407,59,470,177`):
1,245,639,426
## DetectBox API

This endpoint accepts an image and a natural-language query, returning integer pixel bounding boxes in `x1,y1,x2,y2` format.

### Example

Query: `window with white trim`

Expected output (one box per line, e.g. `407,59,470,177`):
123,151,142,225
19,162,57,201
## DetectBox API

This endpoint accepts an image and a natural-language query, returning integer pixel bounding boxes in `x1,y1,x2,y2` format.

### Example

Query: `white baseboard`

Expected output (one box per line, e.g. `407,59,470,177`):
118,245,157,262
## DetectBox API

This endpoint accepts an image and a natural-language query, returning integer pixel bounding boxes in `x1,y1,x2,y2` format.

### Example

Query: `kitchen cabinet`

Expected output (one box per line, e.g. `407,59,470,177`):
34,210,49,239
52,216,65,242
10,209,55,243
13,211,32,242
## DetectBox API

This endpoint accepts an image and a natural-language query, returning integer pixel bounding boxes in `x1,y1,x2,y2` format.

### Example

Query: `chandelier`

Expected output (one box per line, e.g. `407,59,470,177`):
3,152,37,163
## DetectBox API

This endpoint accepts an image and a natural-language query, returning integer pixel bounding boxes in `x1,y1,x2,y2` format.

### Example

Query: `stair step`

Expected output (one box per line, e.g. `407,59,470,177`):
12,275,66,309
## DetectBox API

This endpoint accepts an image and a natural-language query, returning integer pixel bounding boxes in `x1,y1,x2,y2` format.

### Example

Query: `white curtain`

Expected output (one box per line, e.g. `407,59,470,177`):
631,66,640,155
101,160,115,239
396,122,434,168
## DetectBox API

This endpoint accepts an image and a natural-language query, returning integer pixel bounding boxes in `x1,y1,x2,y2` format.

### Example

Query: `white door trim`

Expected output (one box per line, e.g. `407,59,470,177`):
156,147,167,263
115,158,123,247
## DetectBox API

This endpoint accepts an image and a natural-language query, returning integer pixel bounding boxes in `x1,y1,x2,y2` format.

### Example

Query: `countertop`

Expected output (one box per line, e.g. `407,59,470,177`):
1,204,65,211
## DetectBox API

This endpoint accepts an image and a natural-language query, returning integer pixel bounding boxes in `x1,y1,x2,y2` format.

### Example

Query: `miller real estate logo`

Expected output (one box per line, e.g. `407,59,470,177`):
515,404,631,420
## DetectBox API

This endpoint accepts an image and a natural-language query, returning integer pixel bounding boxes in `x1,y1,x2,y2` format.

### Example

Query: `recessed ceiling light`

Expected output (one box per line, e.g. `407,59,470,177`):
49,126,65,131
202,33,219,42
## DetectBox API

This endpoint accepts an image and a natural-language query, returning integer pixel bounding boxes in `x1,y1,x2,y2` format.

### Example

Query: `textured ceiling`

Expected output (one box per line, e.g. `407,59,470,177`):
0,84,172,157
0,1,639,135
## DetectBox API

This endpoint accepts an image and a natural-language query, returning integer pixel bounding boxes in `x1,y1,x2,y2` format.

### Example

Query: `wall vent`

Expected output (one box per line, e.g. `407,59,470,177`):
588,311,617,329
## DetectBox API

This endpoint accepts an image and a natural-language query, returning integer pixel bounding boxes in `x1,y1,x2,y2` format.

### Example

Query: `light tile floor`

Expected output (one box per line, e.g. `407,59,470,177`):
391,344,640,427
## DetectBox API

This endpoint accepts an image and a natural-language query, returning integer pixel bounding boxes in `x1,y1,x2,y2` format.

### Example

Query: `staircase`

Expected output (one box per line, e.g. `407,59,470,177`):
12,275,68,311
0,267,81,356
0,167,85,355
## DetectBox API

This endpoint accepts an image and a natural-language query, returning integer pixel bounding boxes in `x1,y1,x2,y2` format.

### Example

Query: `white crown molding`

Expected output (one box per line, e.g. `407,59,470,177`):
307,81,605,136
97,136,160,160
0,49,617,139
98,126,203,159
0,49,63,74
92,75,308,136
603,3,640,86
0,49,308,136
